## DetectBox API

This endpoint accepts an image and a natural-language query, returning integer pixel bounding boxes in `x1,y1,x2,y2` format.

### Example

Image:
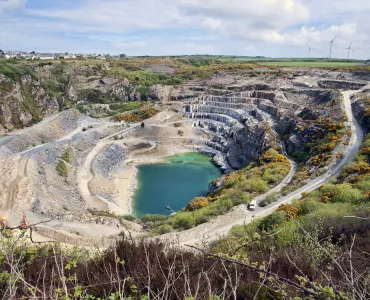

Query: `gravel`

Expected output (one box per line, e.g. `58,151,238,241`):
91,144,126,178
3,110,79,154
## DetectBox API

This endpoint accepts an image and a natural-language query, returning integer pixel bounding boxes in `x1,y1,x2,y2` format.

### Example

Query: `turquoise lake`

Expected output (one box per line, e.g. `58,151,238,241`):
133,153,222,217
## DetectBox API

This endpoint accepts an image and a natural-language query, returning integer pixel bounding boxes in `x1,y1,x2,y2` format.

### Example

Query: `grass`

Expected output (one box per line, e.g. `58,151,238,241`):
258,61,364,67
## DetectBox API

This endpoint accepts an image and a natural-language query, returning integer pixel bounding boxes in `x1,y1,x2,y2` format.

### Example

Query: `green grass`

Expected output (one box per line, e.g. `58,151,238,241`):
105,68,185,86
258,61,364,67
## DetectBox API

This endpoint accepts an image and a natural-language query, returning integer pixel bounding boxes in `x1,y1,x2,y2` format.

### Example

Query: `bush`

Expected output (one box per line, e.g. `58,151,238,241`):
332,184,365,204
186,197,208,211
260,192,278,207
194,213,210,225
61,149,73,164
109,101,144,112
151,224,173,235
355,176,370,191
244,179,268,193
172,213,196,230
114,108,159,123
321,184,366,204
56,160,68,177
141,214,169,224
122,215,136,222
292,150,309,163
297,198,325,215
231,192,251,206
258,211,286,231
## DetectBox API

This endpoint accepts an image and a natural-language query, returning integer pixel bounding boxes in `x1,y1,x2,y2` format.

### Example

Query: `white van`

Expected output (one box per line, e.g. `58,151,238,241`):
248,200,257,211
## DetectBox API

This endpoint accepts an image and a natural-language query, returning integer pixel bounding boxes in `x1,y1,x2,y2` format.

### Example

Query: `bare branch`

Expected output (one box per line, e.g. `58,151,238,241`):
185,244,318,297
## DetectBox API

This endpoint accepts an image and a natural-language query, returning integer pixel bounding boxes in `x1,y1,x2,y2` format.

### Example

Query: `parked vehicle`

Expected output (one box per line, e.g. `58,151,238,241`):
248,200,257,211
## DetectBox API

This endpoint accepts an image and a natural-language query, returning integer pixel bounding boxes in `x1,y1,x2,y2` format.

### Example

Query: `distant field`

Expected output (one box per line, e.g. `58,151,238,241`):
258,61,364,67
213,57,365,67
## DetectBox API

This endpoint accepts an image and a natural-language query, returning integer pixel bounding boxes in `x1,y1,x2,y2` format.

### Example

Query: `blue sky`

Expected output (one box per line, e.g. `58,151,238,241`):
1,0,370,58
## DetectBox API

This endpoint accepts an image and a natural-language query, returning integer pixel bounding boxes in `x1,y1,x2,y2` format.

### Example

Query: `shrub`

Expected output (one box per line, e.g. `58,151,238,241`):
355,176,370,191
214,199,233,215
276,204,300,220
109,101,144,112
56,160,68,177
172,213,196,230
194,213,210,225
114,108,159,123
186,197,209,211
61,149,73,164
244,179,268,193
292,150,309,163
298,198,325,215
332,184,365,204
141,214,169,223
151,224,173,235
231,192,251,206
260,192,278,207
122,215,136,222
258,211,286,231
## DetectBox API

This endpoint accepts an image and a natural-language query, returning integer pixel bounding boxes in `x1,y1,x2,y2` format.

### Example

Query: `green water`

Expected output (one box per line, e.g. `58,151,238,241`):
133,153,222,217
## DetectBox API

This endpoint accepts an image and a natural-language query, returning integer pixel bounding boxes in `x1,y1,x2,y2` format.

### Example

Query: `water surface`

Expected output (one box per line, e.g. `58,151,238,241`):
133,153,221,217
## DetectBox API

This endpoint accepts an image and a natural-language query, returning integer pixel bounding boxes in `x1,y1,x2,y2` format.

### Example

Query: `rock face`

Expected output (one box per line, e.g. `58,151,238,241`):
227,123,280,169
352,91,370,130
318,79,368,90
0,74,60,133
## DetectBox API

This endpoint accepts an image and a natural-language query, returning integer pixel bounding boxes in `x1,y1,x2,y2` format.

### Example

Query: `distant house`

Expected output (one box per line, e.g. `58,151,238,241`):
39,56,55,60
64,55,76,59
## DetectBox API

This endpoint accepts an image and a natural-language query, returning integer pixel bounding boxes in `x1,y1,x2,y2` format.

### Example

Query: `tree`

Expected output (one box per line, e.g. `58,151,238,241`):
119,54,127,59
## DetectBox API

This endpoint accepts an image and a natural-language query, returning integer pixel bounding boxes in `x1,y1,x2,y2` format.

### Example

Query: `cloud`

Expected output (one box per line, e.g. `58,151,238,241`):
0,0,369,58
0,0,26,13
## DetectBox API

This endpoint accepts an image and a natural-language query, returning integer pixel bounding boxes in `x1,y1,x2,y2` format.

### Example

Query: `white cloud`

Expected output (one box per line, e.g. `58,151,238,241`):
0,0,26,13
0,0,370,58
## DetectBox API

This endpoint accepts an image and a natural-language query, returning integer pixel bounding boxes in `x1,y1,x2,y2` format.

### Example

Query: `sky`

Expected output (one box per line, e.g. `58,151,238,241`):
1,0,370,59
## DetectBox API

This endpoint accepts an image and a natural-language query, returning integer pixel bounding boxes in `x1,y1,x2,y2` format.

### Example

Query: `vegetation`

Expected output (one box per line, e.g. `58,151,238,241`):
56,149,73,177
56,159,68,177
61,149,73,164
114,107,160,123
109,101,145,112
284,118,348,193
105,67,185,87
143,149,290,234
211,132,370,299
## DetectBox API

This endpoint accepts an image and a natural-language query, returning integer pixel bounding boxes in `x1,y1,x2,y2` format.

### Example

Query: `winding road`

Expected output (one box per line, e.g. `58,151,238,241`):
177,90,365,246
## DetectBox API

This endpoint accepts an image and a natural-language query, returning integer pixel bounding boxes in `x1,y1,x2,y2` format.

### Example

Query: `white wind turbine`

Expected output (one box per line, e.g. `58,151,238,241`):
343,41,354,59
308,45,312,58
329,36,336,59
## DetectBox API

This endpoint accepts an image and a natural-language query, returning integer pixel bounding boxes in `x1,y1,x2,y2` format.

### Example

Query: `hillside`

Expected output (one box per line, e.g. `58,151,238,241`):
0,57,369,299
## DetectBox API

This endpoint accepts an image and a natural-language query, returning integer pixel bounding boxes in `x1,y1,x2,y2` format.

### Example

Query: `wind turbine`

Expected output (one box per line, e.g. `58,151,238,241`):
329,36,336,59
343,41,354,59
308,45,312,58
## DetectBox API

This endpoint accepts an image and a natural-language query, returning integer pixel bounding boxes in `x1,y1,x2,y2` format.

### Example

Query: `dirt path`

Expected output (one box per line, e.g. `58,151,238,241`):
77,125,139,212
2,157,29,210
175,89,364,246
